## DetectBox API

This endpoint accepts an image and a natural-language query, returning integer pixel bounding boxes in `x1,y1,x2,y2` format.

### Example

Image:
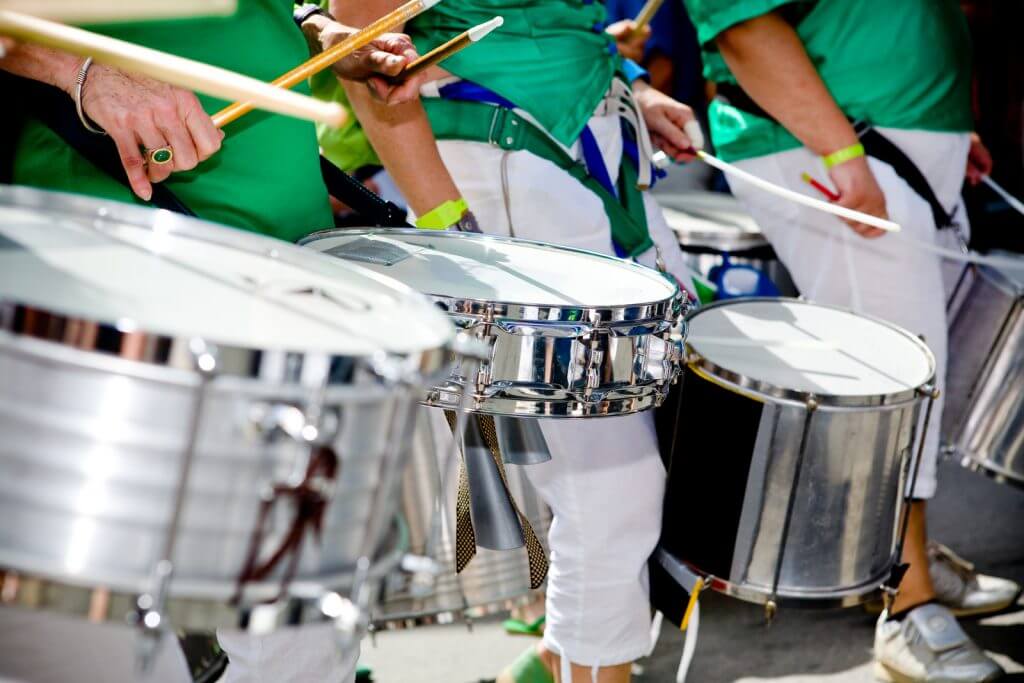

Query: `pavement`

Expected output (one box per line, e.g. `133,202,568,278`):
359,459,1024,682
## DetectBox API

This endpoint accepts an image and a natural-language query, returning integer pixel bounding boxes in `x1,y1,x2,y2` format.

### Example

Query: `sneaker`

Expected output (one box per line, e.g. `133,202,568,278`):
874,603,1004,682
929,542,1022,618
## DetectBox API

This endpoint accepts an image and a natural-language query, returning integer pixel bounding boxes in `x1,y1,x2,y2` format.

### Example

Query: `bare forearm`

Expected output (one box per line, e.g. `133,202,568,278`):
715,12,857,155
0,43,80,93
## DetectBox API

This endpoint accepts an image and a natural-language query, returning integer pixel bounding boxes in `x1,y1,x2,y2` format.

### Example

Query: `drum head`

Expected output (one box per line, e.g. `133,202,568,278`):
301,229,678,311
0,187,452,356
687,299,935,403
656,191,767,252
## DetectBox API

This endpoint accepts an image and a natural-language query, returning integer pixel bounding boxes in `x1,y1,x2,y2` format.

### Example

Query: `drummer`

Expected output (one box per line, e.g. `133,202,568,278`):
0,6,429,683
330,1,705,681
680,1,1018,681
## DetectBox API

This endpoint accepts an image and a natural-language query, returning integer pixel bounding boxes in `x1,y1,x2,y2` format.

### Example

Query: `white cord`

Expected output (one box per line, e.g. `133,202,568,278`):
982,175,1024,218
675,603,700,683
697,150,901,233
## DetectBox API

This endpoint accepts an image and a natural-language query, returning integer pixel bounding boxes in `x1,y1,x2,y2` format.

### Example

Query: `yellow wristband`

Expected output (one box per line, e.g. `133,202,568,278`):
822,143,865,170
416,198,469,230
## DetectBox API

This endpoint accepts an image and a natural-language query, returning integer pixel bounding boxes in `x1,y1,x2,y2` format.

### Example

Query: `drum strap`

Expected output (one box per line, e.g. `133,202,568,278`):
444,412,549,589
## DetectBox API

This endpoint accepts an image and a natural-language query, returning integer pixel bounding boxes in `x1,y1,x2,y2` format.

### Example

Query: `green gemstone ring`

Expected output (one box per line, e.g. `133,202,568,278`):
148,147,174,166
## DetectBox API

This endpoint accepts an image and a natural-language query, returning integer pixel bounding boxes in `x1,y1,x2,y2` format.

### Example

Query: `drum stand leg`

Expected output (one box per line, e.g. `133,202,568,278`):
134,341,218,676
882,385,940,612
766,397,819,623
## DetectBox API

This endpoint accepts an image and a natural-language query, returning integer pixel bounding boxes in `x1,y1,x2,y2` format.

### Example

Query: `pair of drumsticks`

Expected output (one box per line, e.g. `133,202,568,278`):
0,1,502,129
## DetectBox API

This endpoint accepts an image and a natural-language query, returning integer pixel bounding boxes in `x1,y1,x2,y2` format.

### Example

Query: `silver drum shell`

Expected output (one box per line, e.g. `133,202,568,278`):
945,265,1024,487
374,410,550,623
0,331,428,631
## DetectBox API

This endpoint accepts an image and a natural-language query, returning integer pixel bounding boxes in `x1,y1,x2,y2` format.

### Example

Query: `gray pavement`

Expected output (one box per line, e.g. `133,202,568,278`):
360,459,1023,682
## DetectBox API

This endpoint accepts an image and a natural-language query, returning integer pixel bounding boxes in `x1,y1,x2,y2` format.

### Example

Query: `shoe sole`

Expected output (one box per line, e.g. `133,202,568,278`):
874,660,1004,683
864,590,1022,619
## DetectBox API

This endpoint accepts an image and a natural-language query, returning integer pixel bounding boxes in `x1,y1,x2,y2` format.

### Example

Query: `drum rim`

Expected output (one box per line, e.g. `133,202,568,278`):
685,297,937,407
0,186,455,370
300,228,684,324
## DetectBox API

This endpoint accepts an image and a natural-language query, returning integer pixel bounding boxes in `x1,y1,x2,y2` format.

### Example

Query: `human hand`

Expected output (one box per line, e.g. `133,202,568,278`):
965,132,992,186
633,80,703,162
827,155,888,238
606,19,650,63
81,64,223,201
318,22,425,105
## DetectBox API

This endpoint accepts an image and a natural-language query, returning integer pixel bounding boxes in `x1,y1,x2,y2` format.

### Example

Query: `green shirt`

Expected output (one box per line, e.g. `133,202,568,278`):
407,1,620,146
13,0,333,241
683,0,974,161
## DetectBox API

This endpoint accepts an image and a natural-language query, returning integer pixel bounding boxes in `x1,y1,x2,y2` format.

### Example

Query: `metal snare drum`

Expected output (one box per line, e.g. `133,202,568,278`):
944,263,1024,488
658,191,798,297
301,229,686,417
0,187,455,638
658,299,935,607
374,410,551,624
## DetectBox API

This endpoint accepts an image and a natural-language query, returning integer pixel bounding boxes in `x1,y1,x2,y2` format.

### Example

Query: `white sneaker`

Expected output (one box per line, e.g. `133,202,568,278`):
874,603,1004,682
929,542,1021,618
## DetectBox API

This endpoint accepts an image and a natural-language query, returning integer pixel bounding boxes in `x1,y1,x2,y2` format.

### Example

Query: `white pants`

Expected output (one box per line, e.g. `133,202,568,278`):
0,608,356,683
435,110,690,670
729,128,972,500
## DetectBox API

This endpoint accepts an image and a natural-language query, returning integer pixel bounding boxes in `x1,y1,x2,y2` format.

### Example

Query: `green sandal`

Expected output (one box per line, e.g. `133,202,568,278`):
498,645,553,683
502,615,546,637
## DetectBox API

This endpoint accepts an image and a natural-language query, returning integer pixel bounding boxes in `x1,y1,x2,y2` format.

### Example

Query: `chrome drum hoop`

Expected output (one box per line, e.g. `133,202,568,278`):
300,228,689,418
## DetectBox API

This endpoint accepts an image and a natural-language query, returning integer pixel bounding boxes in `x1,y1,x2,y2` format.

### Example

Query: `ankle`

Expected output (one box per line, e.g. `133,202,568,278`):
888,598,938,622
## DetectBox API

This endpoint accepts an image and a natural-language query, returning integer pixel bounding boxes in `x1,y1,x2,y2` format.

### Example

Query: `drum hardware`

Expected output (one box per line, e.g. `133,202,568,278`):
132,338,218,674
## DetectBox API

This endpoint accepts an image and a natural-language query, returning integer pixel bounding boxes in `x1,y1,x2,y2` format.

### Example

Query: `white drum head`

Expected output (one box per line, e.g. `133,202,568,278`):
688,299,934,399
0,188,452,356
656,192,766,251
302,229,678,309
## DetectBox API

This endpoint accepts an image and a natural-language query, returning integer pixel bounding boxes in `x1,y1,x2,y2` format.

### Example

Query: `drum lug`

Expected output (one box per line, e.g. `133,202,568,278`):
764,599,778,624
131,560,173,675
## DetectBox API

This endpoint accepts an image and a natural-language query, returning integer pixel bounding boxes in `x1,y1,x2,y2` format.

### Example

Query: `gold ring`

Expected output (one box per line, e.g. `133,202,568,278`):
148,147,174,166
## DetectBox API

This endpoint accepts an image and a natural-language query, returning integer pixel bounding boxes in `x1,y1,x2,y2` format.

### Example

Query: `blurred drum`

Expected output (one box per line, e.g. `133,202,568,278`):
302,228,687,418
374,410,551,625
658,191,798,298
657,299,935,608
0,187,455,638
944,262,1024,488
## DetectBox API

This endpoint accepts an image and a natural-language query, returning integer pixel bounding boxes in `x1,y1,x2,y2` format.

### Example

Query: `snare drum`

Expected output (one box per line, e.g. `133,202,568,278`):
658,191,798,298
657,299,935,607
944,262,1024,488
0,187,454,637
301,229,686,417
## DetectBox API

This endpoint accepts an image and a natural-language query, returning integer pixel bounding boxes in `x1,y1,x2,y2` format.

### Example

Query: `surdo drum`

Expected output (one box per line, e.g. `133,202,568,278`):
0,188,455,650
301,228,688,418
945,262,1024,488
658,299,936,608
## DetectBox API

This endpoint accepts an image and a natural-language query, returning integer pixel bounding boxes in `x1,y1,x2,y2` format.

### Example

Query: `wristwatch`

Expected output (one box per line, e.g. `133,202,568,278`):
293,3,327,27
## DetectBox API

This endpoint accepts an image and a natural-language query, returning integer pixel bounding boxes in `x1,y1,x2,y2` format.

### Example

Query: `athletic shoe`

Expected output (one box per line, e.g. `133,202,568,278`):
929,542,1022,618
874,603,1004,682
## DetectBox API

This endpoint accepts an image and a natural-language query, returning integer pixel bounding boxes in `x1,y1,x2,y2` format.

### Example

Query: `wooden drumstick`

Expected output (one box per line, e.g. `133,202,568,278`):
632,0,666,32
212,0,443,128
0,9,346,126
387,16,502,83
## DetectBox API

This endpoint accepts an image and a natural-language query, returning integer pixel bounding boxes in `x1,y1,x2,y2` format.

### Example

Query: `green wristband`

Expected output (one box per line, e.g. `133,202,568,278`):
823,143,866,170
416,198,469,230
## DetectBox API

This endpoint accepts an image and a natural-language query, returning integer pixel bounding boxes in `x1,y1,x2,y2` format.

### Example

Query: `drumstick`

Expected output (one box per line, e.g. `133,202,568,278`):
632,0,666,32
982,175,1024,218
386,16,502,83
800,172,840,202
212,0,443,128
0,9,346,127
695,149,901,232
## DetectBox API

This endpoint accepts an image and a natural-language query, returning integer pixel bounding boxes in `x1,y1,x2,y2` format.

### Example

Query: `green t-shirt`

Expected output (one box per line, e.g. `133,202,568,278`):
683,0,974,161
407,1,620,146
13,0,333,241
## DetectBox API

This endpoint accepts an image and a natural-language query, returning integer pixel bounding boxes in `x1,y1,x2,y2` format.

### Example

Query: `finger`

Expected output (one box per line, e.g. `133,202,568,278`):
684,119,705,151
109,129,152,201
181,95,222,162
135,118,173,184
367,77,392,101
155,117,199,173
652,110,691,152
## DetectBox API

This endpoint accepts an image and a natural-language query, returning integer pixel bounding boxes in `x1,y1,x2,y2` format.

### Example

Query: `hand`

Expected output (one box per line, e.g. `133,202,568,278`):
827,155,888,239
80,65,222,202
965,132,992,186
317,21,425,105
633,80,703,162
606,20,650,63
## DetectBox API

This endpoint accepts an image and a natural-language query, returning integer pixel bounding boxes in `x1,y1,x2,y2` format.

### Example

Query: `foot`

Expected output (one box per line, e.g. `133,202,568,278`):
874,603,1004,682
929,542,1021,618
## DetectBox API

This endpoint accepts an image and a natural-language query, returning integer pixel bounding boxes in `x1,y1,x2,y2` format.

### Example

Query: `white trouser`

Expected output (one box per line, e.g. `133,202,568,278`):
0,608,356,683
434,109,689,672
729,128,972,500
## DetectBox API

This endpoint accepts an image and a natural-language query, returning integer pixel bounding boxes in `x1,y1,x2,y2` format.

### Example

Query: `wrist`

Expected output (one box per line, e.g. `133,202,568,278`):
416,198,469,230
822,141,865,170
